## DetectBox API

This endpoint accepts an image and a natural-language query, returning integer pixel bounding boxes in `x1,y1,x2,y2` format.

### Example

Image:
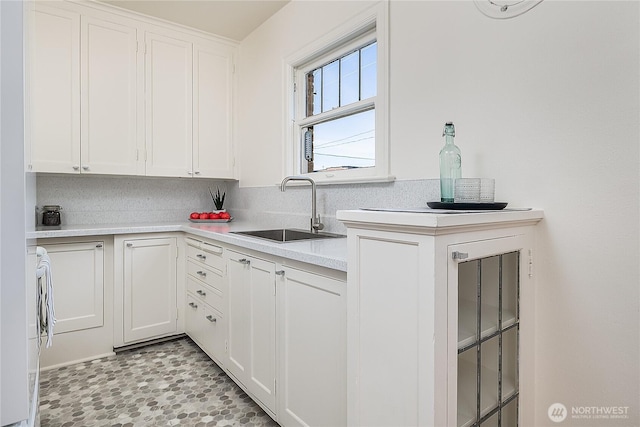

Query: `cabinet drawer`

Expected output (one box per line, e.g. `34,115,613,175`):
185,294,225,365
186,242,224,272
186,275,224,313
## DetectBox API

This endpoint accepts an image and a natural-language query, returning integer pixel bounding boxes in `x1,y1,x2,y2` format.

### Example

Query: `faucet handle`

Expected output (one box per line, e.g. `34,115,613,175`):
312,216,325,231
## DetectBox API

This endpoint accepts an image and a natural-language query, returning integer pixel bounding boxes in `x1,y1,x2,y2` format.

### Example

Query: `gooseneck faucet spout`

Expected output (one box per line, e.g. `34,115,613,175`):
280,176,324,233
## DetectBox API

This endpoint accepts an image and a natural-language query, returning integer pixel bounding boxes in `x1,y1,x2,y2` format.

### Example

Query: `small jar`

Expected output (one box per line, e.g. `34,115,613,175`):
42,205,62,226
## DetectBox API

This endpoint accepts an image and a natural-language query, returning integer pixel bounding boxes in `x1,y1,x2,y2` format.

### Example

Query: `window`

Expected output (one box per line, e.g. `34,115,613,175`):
301,39,376,173
286,2,390,184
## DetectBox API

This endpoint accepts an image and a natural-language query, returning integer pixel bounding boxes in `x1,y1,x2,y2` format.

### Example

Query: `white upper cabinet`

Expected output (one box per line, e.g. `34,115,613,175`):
28,2,237,179
144,32,193,177
30,5,80,173
81,16,141,175
193,43,235,178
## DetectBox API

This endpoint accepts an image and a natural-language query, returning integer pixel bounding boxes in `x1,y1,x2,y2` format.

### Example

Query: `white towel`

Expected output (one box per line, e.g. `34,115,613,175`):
36,248,56,348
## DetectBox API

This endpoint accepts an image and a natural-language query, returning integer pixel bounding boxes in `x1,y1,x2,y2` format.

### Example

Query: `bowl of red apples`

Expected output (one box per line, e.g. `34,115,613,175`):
189,211,232,223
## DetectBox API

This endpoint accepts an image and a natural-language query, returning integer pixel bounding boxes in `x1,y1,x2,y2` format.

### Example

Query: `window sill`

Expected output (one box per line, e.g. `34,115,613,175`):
276,174,396,187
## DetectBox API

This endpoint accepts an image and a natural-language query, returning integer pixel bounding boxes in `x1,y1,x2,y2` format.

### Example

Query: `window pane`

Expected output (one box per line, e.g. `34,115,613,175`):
360,42,377,99
322,60,339,112
309,109,375,172
309,68,322,116
340,50,359,106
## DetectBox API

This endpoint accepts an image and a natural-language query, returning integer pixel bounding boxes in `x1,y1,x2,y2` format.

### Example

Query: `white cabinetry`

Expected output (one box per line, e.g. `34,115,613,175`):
114,235,181,346
30,4,80,173
30,5,140,175
193,43,234,178
277,265,347,427
41,241,104,334
144,31,193,177
145,35,235,178
28,2,236,179
81,15,141,175
337,209,543,427
226,250,276,415
184,237,227,365
37,237,114,369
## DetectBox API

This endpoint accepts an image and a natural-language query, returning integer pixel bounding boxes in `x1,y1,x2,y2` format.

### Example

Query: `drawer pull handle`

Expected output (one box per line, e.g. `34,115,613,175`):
206,315,217,323
188,302,198,309
196,289,206,296
197,271,207,277
239,258,250,265
196,254,207,260
202,244,223,254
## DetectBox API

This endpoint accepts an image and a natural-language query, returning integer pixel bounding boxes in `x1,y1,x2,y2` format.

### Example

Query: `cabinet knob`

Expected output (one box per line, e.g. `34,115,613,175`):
206,315,217,323
188,302,198,309
196,253,207,260
194,170,201,175
275,270,285,276
452,251,469,261
196,271,207,277
126,243,133,248
187,171,193,175
196,289,206,296
82,165,90,171
72,165,80,171
239,258,250,265
96,244,103,248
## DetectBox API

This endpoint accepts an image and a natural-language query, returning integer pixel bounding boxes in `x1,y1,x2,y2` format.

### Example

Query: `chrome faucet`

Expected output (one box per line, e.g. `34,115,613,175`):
280,176,324,233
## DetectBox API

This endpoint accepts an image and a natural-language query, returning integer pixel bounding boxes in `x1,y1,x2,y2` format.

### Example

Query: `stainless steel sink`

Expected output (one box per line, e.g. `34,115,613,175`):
232,229,344,243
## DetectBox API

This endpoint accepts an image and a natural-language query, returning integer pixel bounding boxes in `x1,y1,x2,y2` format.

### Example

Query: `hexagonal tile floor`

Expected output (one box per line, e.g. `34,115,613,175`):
40,337,279,427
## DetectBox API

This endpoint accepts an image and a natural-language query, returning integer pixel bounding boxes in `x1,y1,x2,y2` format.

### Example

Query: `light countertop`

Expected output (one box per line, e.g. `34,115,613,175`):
29,220,348,272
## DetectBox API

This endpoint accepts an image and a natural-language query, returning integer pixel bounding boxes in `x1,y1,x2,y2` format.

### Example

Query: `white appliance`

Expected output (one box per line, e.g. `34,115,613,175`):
1,1,38,426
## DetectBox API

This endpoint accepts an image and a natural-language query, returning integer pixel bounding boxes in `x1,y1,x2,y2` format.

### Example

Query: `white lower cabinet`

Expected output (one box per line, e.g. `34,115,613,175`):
338,209,543,427
40,241,104,333
277,266,347,427
37,237,114,369
114,235,181,346
185,242,348,426
184,237,227,365
226,250,277,415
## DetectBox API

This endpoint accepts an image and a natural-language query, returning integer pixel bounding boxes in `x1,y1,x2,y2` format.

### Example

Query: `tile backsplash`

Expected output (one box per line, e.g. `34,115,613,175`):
36,174,440,233
35,174,229,226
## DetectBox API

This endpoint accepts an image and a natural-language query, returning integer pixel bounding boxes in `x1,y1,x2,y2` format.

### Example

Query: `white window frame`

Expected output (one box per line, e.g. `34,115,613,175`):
283,2,392,185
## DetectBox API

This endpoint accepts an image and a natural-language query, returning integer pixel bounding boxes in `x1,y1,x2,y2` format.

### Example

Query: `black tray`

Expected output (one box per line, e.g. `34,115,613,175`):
427,202,508,210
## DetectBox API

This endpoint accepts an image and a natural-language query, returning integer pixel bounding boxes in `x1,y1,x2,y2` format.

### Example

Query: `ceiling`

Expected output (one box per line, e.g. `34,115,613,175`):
100,0,290,41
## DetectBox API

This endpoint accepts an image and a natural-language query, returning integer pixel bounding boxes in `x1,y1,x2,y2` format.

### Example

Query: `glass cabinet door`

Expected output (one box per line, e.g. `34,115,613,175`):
449,236,528,427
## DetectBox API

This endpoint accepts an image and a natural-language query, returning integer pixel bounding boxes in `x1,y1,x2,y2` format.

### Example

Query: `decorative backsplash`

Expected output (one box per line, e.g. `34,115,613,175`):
36,174,440,233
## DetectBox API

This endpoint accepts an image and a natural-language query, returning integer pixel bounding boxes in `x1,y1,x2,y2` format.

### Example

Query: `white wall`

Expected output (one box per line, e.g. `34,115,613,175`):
237,1,640,425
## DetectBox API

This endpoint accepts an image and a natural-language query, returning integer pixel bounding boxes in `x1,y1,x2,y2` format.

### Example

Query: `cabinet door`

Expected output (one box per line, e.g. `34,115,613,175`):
277,266,347,427
144,32,193,177
227,251,276,412
123,237,177,343
193,43,234,178
81,16,141,175
42,241,104,333
30,5,80,173
447,235,532,427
